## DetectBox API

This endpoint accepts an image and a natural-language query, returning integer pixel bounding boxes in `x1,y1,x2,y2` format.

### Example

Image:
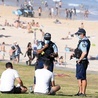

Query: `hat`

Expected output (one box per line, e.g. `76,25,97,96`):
44,33,51,40
75,28,86,35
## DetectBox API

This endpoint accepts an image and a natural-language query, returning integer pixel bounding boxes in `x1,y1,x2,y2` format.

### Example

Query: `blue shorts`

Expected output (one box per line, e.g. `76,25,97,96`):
76,60,88,80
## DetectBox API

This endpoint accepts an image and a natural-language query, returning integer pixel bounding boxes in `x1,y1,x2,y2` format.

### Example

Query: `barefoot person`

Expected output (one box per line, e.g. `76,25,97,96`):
0,42,6,60
25,42,32,65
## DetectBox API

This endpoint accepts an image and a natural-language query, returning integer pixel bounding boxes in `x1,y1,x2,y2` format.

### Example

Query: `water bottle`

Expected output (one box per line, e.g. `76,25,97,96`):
29,86,33,94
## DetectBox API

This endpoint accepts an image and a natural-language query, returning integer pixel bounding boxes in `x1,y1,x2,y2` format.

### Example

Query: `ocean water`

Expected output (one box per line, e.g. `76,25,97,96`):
0,0,98,20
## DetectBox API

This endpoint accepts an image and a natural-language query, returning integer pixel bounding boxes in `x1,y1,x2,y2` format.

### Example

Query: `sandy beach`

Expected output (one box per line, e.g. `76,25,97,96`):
0,5,98,71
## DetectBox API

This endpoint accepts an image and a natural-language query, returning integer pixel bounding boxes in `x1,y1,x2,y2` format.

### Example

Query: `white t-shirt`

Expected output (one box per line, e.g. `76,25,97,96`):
0,68,19,91
34,69,54,94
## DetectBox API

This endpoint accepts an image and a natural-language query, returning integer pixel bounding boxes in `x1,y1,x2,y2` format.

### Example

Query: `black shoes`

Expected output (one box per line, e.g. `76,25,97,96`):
74,92,86,97
74,92,82,96
80,94,86,97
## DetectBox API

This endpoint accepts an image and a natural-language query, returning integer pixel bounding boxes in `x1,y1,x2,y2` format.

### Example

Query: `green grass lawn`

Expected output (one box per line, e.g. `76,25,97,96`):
0,62,98,98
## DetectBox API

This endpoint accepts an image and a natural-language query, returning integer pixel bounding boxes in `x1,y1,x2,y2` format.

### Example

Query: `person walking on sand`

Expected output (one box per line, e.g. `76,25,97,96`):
16,0,19,6
38,7,42,18
0,42,6,60
2,0,4,5
80,22,84,29
51,7,54,18
59,0,62,8
24,42,32,65
31,40,38,63
15,44,23,63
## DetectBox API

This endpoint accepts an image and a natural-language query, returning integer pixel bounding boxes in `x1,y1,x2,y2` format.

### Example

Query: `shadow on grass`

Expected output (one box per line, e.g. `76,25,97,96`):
57,93,98,98
56,92,73,97
57,94,73,96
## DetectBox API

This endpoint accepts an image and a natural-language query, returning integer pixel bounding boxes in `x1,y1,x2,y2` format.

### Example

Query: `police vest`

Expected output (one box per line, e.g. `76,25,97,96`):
38,41,55,61
74,39,90,59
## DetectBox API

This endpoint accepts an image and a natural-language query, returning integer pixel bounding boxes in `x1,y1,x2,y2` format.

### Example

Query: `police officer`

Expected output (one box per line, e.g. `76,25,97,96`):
36,33,58,72
70,28,90,96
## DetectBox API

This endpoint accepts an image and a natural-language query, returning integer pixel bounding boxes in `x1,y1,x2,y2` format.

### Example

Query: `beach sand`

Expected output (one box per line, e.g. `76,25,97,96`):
0,5,98,71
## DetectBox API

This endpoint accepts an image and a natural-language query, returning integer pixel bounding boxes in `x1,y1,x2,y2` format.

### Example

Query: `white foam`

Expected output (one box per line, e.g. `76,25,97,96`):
90,10,98,15
76,9,81,13
68,3,79,7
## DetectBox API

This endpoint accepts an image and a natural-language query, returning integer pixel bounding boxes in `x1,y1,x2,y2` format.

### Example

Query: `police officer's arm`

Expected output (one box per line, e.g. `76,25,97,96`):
37,44,48,54
50,44,58,57
77,42,87,63
50,52,58,57
78,52,87,63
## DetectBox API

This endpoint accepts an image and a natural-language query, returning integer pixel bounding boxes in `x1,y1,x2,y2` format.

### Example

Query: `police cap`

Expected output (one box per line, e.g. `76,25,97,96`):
44,33,51,40
75,28,86,35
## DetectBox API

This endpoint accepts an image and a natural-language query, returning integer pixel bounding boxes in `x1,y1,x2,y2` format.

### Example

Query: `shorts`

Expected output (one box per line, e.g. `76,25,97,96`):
76,60,88,80
1,86,21,94
10,53,16,60
39,13,41,16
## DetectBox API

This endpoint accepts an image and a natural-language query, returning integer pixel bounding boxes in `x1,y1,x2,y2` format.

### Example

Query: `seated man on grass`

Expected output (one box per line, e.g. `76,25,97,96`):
0,62,27,94
34,60,60,95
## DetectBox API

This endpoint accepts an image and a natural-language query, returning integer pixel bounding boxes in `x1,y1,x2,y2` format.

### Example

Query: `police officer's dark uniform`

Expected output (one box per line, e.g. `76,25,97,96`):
34,33,58,84
36,33,58,72
72,28,90,96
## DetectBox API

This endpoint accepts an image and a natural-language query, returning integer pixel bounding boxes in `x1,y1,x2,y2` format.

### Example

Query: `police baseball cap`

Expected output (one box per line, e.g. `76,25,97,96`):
75,28,86,35
44,33,51,40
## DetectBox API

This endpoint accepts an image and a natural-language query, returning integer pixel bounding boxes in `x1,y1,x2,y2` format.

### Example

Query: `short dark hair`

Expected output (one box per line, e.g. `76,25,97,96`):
5,62,13,69
43,60,51,67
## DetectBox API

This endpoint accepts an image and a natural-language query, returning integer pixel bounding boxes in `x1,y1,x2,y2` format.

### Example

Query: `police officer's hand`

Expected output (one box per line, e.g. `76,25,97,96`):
50,53,54,57
76,59,81,64
44,44,48,48
70,53,74,60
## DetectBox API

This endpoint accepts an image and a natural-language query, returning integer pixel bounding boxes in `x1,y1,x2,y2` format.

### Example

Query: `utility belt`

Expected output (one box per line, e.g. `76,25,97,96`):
37,51,54,61
76,59,89,65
